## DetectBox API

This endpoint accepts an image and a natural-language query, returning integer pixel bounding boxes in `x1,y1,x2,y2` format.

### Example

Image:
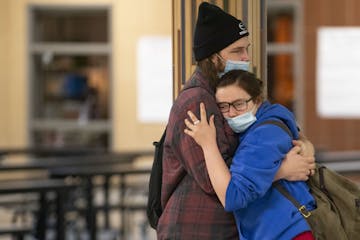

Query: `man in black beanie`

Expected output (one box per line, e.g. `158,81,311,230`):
157,2,315,239
193,2,251,90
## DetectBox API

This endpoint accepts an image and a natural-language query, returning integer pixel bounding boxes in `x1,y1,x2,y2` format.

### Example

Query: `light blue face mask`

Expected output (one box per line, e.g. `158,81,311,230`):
226,110,257,133
218,59,250,77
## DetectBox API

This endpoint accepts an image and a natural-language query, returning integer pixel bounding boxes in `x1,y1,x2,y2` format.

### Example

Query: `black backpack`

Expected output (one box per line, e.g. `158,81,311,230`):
146,128,166,229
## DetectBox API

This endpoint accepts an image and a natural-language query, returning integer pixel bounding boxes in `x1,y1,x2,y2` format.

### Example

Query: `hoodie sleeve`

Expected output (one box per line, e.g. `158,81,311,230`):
224,123,293,211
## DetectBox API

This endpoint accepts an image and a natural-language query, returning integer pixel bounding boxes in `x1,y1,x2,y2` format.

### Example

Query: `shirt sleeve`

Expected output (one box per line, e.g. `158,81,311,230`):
224,123,293,211
170,88,237,194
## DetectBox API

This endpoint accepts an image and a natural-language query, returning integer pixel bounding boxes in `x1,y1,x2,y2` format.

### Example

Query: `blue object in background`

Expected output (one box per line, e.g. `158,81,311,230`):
63,74,88,99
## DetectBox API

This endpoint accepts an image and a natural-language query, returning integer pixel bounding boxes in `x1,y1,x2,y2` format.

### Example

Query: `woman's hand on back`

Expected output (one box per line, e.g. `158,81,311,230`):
184,102,217,149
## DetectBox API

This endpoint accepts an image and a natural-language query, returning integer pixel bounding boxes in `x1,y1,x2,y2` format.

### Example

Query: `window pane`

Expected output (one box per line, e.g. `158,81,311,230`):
32,54,109,120
267,54,294,111
267,8,294,43
32,8,108,42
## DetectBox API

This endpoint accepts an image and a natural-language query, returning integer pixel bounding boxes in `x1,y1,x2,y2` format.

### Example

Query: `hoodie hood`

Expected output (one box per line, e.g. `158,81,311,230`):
253,101,299,139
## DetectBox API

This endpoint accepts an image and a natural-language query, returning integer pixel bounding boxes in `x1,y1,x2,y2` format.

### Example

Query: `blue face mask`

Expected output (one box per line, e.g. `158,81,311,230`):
218,59,250,77
226,110,257,133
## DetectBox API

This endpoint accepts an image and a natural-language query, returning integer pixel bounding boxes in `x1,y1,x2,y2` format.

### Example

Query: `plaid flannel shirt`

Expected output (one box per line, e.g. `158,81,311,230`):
157,68,239,239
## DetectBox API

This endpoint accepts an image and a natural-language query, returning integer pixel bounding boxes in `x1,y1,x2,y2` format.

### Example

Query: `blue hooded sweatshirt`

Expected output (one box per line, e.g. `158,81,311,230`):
225,101,316,240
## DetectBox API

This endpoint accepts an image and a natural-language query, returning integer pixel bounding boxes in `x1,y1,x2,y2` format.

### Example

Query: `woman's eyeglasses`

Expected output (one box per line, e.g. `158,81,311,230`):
217,98,252,113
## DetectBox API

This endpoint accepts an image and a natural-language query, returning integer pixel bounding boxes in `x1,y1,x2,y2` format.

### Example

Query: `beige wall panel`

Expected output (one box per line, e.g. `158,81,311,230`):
172,0,182,98
4,0,28,148
0,0,10,147
113,0,171,151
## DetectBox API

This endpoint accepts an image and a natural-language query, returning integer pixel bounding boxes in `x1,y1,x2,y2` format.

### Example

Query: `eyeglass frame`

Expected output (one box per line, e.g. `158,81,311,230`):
217,98,253,113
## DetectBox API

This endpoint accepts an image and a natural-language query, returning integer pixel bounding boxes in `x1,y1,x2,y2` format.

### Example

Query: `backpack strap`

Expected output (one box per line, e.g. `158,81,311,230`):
257,120,312,219
153,128,166,148
273,181,312,218
257,119,293,139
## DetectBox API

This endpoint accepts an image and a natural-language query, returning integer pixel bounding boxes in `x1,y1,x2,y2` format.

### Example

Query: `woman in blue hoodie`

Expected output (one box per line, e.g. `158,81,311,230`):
184,70,316,240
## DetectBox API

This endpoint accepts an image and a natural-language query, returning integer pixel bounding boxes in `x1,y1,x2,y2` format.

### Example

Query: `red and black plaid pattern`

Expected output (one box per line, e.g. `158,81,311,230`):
157,68,239,239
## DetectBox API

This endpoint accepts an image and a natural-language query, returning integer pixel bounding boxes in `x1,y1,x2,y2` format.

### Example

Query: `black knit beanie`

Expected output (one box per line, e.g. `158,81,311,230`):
193,2,249,61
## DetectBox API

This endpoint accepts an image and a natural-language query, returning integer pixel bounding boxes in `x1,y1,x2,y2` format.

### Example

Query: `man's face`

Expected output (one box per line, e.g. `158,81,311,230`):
219,36,251,62
211,37,251,72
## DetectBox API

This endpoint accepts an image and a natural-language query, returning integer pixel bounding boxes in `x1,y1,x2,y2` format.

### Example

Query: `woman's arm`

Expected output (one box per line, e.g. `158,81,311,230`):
184,103,316,205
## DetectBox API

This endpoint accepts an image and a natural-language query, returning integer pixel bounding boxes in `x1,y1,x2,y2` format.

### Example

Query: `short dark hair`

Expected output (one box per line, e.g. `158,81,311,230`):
217,70,264,104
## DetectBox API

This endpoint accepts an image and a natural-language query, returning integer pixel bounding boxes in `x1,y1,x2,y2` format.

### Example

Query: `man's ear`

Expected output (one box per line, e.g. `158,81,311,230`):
210,54,223,70
210,53,219,65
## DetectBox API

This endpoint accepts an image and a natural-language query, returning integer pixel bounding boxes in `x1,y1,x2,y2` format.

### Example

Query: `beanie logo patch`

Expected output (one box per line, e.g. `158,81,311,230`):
239,22,248,36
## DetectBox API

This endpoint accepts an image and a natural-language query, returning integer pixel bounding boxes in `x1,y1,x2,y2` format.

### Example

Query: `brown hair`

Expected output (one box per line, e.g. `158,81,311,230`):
197,55,224,91
217,70,265,104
